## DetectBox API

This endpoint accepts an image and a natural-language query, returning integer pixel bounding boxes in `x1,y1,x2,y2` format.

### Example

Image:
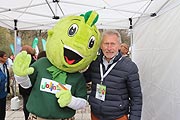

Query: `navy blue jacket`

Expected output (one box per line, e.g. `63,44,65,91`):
84,52,142,120
0,64,10,99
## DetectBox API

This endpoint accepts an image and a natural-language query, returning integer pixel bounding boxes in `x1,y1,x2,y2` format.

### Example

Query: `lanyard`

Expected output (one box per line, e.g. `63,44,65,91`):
100,57,122,84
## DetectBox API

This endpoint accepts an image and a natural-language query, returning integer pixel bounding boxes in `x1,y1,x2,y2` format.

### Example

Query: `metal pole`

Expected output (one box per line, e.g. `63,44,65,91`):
14,19,17,96
128,18,133,59
129,29,133,59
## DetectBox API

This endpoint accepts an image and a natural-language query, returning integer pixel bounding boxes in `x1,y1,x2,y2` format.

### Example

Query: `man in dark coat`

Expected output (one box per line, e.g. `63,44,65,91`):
84,30,143,120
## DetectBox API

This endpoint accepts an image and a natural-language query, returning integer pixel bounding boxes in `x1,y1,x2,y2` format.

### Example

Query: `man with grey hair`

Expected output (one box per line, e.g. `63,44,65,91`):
84,29,142,120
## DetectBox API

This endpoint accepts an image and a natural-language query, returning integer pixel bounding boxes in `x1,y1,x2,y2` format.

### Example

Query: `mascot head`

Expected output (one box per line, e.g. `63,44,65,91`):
46,11,101,73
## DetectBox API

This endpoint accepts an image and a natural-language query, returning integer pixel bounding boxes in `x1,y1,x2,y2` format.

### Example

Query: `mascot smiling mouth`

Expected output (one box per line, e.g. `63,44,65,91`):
64,45,83,65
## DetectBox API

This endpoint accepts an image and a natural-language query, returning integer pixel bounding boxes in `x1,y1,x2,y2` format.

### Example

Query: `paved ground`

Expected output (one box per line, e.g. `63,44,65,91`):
5,95,91,120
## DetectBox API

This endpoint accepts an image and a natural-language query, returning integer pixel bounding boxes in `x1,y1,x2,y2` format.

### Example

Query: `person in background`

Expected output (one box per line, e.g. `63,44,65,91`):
9,55,15,62
20,45,36,64
6,57,13,69
120,43,129,57
37,51,46,60
18,45,36,120
0,50,10,120
6,56,15,97
84,30,142,120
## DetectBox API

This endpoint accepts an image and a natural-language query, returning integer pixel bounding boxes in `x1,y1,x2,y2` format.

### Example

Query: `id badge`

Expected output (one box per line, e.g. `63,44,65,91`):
95,84,106,101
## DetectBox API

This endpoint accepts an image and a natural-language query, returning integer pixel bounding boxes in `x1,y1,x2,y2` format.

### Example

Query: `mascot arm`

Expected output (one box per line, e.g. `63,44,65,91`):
56,89,87,110
14,75,32,88
13,51,34,89
68,96,87,110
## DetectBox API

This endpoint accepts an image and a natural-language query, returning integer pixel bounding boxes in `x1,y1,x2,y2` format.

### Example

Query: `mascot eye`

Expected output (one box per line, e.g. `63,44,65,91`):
88,36,95,49
68,24,78,37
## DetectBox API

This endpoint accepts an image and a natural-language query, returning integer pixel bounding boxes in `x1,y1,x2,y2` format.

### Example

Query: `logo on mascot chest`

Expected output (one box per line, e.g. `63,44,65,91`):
40,78,71,94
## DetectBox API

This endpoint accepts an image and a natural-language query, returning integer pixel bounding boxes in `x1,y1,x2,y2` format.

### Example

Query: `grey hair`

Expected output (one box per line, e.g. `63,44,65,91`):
101,29,122,43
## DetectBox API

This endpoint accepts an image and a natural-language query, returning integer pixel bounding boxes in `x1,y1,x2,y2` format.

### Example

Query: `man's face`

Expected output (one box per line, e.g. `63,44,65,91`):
0,54,8,63
101,34,120,61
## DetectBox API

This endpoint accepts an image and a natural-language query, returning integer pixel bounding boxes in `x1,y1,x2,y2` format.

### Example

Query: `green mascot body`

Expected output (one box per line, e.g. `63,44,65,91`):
13,11,100,119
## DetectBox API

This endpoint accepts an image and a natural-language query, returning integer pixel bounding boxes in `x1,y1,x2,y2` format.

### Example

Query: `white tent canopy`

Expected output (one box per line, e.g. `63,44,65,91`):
1,0,180,120
0,0,174,30
133,1,180,119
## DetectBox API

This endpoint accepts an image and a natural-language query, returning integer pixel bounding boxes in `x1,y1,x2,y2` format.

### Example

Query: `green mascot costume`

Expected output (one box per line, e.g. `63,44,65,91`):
13,11,100,119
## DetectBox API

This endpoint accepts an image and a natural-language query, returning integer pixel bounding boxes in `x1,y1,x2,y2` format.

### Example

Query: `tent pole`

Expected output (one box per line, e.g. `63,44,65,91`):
129,18,133,59
14,19,18,96
14,19,18,55
130,29,133,59
14,30,17,56
11,20,20,111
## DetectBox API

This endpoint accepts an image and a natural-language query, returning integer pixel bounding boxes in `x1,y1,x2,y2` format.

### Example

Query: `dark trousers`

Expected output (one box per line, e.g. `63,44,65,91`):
22,94,30,120
19,85,32,120
0,97,6,120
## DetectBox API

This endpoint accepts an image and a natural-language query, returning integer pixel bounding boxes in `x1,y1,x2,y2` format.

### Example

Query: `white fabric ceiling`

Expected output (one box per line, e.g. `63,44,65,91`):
132,0,180,120
0,0,176,30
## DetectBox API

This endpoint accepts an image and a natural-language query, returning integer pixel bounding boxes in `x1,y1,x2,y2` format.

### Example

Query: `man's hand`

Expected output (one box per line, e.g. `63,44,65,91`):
55,89,72,107
12,51,34,76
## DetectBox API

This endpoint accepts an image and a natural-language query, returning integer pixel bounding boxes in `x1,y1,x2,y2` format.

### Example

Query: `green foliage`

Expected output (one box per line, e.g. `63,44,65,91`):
0,27,48,56
0,27,130,57
0,27,13,56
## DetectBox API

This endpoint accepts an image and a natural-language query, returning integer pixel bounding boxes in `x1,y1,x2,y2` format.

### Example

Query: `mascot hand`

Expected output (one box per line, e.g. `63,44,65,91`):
13,51,34,76
56,89,72,107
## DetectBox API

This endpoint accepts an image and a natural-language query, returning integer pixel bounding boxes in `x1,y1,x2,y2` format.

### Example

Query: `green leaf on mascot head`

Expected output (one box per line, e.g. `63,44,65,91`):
80,10,99,27
32,37,38,48
46,10,101,73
